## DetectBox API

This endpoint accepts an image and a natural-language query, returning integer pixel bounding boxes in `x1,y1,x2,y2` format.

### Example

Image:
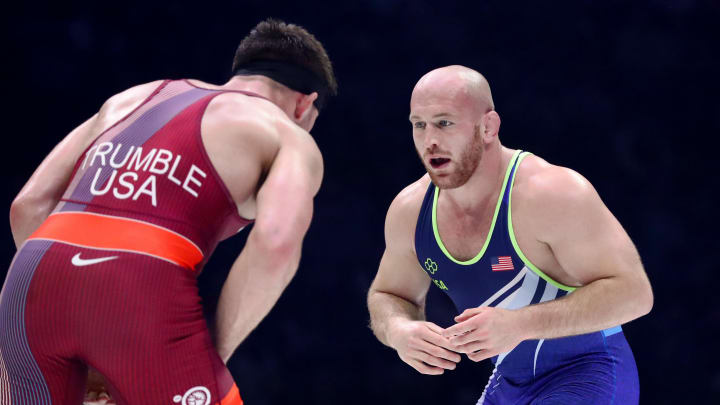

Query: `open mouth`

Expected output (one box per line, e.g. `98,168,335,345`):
430,157,451,169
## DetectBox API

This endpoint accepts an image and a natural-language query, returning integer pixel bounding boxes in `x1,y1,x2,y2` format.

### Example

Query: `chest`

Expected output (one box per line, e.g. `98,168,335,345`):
429,193,569,294
435,209,494,262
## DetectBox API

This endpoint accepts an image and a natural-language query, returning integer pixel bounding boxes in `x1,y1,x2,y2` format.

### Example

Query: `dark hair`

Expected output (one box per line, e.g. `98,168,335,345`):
232,19,337,105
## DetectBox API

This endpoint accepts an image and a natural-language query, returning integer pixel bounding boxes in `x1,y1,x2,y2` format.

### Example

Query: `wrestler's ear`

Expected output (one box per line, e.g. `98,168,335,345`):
294,92,318,120
481,111,501,142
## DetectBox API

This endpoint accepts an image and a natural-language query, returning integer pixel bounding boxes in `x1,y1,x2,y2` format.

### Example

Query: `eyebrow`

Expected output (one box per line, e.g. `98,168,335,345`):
408,112,453,120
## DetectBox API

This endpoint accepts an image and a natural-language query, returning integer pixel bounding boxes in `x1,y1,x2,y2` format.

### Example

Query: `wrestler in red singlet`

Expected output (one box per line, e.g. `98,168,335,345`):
0,19,337,405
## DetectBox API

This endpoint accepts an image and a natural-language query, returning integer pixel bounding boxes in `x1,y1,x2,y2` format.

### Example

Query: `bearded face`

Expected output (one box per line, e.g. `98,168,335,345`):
418,125,484,189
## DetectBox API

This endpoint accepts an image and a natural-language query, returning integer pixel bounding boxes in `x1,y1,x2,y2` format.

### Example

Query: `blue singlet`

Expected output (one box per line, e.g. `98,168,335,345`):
414,151,640,404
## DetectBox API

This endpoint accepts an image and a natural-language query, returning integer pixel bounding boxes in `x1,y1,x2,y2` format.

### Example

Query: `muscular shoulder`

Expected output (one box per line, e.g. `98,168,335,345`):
209,93,320,156
210,93,318,146
205,92,285,141
205,92,323,190
105,80,166,106
385,175,432,251
515,155,596,204
96,80,165,128
512,154,603,240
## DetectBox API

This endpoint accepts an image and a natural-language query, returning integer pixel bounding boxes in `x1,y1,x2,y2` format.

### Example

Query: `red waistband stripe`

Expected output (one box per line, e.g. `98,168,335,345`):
28,212,203,270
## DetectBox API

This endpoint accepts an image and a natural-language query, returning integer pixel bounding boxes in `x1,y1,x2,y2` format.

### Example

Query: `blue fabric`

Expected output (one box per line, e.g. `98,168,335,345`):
413,151,640,403
414,152,532,313
479,333,639,405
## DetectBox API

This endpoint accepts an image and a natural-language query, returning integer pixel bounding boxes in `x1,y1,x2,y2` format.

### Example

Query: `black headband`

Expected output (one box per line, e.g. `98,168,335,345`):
233,60,330,111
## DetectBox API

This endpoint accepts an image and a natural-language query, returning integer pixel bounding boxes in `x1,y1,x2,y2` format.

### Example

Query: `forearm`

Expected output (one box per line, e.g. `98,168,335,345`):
518,276,652,341
214,234,300,363
367,290,425,347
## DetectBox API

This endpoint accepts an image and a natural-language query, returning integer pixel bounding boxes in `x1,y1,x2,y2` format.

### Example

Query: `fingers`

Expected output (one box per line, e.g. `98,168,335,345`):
423,345,462,363
445,308,488,339
421,328,462,360
408,358,445,375
424,322,446,335
444,341,498,363
424,322,458,351
413,332,461,365
442,321,475,340
448,327,485,346
454,307,482,323
468,349,499,363
85,391,114,405
423,340,462,363
454,340,485,354
395,321,469,375
84,398,114,405
416,350,457,370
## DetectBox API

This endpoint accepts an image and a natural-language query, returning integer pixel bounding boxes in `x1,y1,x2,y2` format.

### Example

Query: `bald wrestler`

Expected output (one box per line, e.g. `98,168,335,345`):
368,65,652,404
0,19,336,405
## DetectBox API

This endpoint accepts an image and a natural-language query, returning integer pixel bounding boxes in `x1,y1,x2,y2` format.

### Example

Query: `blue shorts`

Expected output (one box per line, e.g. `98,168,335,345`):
478,331,639,404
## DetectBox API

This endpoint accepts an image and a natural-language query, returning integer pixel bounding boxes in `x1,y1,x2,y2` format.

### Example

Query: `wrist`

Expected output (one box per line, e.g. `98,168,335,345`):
513,307,537,341
385,317,411,349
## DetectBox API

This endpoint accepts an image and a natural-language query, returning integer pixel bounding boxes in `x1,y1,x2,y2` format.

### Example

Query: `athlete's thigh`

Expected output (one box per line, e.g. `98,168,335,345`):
99,335,241,405
0,240,88,405
75,254,242,405
529,358,632,405
477,369,528,405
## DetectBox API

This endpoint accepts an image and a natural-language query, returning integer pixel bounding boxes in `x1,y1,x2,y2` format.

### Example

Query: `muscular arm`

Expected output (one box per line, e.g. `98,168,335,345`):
514,169,653,340
10,114,98,248
214,126,322,363
446,167,653,359
367,181,460,374
10,80,163,249
368,252,429,348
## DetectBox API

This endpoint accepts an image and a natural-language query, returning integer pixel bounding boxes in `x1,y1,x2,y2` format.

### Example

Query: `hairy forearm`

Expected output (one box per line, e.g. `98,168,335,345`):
518,276,653,341
367,290,425,347
214,236,300,363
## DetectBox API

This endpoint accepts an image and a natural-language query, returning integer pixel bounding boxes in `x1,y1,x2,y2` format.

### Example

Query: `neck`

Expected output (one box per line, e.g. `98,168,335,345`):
441,142,511,214
221,75,295,115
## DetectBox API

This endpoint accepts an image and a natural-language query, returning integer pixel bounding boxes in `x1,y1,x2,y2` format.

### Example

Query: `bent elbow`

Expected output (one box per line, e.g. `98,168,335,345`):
250,222,305,276
253,205,311,260
254,225,302,260
9,199,23,231
9,197,33,235
10,194,53,229
641,287,654,316
633,281,654,319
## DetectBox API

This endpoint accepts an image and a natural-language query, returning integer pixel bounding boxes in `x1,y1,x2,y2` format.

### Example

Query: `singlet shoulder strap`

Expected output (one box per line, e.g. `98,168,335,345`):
505,151,576,292
414,180,437,253
501,151,529,206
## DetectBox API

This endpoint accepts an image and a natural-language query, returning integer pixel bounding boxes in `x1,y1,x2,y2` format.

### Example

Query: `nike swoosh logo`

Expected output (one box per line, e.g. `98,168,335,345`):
71,253,118,267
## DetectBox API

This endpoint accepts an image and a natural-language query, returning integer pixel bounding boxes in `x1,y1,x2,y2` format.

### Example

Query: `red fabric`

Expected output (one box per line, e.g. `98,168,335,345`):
60,80,252,273
2,81,254,403
24,242,240,404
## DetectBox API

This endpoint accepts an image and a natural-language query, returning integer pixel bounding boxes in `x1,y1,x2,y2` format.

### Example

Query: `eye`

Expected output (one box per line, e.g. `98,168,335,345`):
413,121,426,129
437,119,453,127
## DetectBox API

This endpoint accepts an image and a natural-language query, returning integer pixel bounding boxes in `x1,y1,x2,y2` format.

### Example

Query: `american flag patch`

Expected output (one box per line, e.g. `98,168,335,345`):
491,256,514,271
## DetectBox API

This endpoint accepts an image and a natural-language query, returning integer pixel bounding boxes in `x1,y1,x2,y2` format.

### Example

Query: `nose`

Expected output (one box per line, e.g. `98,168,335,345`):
424,127,440,152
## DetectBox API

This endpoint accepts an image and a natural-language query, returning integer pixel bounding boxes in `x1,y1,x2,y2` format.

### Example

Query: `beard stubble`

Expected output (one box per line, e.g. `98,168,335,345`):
425,125,484,189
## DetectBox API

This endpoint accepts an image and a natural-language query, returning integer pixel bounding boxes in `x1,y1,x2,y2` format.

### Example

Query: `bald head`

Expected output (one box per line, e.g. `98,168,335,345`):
411,65,494,114
409,67,503,189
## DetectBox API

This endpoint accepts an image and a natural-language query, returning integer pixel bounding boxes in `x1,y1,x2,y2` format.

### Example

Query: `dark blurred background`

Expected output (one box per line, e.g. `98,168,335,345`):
2,0,718,403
